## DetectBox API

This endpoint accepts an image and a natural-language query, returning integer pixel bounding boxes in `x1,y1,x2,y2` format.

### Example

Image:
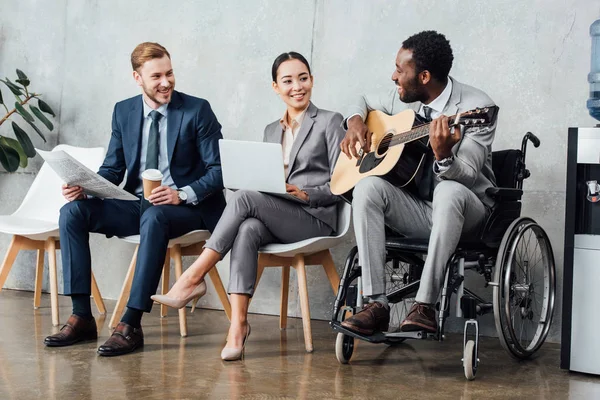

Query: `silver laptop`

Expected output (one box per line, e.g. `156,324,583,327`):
218,139,308,204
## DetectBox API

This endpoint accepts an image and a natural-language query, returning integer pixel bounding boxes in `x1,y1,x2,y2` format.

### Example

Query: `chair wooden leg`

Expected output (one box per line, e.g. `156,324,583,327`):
161,249,171,318
293,254,313,353
0,236,22,292
207,268,232,321
280,266,290,330
321,251,340,296
45,238,59,326
109,246,138,330
172,245,188,338
90,272,106,315
33,249,45,309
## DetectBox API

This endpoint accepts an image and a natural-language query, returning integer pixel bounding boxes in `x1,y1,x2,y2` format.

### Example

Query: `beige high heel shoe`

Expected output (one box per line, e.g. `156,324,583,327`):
221,324,251,361
151,281,207,312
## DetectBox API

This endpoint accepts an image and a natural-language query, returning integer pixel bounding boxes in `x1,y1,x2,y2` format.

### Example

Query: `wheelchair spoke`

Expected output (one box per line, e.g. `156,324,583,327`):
494,219,556,359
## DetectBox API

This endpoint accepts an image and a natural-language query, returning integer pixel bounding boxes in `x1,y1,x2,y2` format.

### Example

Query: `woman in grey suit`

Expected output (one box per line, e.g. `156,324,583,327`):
152,52,345,360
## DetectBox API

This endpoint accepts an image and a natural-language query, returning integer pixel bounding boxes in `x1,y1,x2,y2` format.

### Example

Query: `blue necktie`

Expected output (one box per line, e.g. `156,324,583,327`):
146,110,162,170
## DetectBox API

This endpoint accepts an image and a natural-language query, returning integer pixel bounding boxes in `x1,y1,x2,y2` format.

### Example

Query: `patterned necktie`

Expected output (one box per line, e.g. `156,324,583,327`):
146,110,162,170
418,106,435,201
422,106,433,122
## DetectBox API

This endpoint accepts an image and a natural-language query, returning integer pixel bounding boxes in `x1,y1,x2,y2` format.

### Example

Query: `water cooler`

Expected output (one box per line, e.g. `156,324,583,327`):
562,127,600,374
561,19,600,374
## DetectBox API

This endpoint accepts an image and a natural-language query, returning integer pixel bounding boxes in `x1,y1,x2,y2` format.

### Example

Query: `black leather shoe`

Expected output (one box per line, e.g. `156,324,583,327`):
44,314,98,347
97,322,144,357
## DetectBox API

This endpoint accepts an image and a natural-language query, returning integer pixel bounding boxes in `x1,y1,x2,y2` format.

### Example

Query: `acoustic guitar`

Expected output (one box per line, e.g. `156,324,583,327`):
330,106,499,196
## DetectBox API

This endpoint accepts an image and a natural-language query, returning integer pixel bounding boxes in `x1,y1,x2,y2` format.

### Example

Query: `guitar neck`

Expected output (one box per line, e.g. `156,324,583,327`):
388,114,458,147
389,123,433,146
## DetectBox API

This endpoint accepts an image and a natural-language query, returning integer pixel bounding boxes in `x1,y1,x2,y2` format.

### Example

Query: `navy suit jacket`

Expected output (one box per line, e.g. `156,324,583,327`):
97,91,226,231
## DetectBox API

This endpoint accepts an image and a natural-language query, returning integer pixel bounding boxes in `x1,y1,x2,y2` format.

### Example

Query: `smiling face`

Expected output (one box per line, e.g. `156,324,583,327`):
390,48,428,104
272,59,313,113
133,55,175,109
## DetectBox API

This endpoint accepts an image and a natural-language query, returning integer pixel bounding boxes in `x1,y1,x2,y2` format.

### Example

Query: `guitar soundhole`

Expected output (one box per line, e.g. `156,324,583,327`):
375,132,394,157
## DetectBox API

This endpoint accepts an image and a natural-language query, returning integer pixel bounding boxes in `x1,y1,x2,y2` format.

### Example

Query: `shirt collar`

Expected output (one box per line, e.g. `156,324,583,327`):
143,99,169,119
280,107,308,130
421,78,453,115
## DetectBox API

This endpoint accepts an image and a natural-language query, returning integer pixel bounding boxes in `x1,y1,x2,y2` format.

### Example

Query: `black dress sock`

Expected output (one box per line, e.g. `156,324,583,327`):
121,307,144,329
71,294,93,320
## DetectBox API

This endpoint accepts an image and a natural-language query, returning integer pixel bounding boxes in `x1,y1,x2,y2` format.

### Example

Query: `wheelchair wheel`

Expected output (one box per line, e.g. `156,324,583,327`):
493,217,556,359
335,333,354,364
383,258,422,345
463,340,477,380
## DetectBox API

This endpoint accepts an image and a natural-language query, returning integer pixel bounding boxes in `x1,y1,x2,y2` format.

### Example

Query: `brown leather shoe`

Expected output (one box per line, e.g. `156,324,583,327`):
341,302,390,335
97,322,144,357
44,314,98,347
400,303,438,333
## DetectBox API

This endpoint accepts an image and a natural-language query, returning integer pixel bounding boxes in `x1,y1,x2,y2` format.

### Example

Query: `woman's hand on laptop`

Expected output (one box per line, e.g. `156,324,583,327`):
286,184,309,202
62,184,87,201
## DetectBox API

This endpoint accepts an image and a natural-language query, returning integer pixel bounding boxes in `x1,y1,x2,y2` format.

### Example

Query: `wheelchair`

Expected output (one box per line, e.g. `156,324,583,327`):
330,132,556,380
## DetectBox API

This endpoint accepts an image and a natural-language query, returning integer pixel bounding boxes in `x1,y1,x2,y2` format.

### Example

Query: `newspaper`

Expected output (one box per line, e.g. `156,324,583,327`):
36,149,138,201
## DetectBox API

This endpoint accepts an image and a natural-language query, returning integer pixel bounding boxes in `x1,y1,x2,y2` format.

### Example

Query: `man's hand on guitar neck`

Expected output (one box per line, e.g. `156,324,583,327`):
430,115,462,161
341,115,372,159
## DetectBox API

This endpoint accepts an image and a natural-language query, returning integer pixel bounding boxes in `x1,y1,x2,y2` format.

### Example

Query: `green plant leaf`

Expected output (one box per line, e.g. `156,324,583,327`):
0,88,3,105
0,140,21,172
38,99,56,117
0,136,28,168
24,119,47,142
16,79,30,87
30,105,54,131
1,78,24,96
16,69,28,80
11,122,36,157
15,101,34,122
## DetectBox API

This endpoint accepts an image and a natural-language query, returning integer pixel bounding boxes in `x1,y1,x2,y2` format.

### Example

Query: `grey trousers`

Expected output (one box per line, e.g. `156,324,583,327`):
204,190,333,296
352,176,488,304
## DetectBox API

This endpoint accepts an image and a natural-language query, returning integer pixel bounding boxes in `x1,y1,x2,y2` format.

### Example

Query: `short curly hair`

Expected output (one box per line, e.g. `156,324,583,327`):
402,31,453,83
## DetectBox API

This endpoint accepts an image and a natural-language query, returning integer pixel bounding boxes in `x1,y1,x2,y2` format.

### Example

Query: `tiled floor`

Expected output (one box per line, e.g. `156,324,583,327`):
1,289,599,399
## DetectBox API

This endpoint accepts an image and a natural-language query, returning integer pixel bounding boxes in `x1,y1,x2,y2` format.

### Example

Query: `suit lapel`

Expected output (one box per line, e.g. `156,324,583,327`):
167,91,184,164
287,102,316,174
443,77,461,116
128,96,144,168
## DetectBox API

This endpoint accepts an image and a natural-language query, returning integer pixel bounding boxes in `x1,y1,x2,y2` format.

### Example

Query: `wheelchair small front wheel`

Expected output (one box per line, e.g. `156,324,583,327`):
463,340,478,381
493,217,556,359
335,333,354,364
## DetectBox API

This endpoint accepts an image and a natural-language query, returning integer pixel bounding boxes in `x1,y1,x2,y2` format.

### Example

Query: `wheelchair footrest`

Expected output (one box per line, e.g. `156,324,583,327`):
331,321,428,342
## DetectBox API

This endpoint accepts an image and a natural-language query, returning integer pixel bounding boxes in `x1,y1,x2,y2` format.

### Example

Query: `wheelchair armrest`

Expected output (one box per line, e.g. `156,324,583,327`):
486,187,523,201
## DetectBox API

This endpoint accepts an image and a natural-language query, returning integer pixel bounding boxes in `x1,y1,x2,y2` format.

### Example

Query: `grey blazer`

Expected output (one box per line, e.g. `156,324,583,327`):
346,77,497,209
263,102,345,230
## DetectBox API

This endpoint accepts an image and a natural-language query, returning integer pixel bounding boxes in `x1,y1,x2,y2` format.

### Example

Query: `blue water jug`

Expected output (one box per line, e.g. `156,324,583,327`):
589,19,600,122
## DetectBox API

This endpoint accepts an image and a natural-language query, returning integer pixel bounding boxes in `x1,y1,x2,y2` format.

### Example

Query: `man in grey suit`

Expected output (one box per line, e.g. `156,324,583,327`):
340,31,497,335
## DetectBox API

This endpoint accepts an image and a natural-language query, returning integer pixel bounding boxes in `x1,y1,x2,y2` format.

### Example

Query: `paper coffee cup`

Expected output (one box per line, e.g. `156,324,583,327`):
142,169,163,200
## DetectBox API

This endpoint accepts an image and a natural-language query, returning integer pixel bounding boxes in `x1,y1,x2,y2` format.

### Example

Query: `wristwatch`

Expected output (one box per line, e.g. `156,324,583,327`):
436,155,455,167
177,189,188,204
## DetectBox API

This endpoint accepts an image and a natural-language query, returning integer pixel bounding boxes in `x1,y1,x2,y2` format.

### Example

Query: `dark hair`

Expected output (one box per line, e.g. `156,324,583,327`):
402,31,453,83
271,52,311,82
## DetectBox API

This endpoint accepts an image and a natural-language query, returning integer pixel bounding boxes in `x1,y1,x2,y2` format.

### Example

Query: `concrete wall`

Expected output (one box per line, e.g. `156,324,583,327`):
1,0,599,342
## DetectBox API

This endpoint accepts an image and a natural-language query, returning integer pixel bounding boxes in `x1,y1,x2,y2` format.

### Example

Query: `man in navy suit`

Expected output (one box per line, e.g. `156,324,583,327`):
44,42,226,356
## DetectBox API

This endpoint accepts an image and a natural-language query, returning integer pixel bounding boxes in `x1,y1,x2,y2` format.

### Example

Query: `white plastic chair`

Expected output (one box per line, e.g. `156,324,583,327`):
0,145,107,326
110,230,231,337
255,202,352,352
